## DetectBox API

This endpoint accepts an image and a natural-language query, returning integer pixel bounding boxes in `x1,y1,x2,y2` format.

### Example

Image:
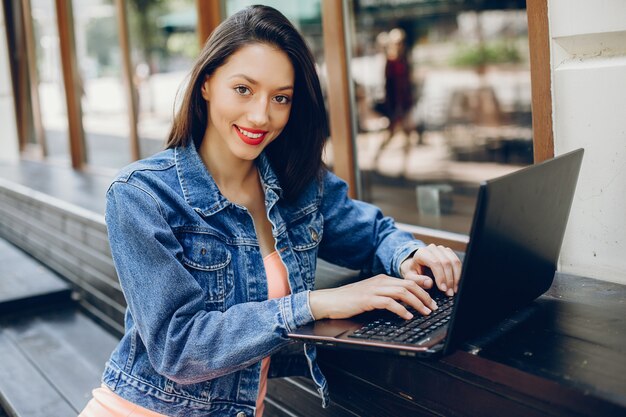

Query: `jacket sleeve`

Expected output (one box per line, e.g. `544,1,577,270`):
317,170,425,278
105,181,314,384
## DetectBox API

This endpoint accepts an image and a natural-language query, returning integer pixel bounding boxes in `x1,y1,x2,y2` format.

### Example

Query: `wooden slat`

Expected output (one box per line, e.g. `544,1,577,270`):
320,349,550,417
5,309,117,411
0,238,71,314
35,309,120,367
0,331,76,417
263,399,296,417
527,0,554,163
318,361,442,417
321,0,359,199
267,377,358,417
79,300,125,338
0,283,71,316
0,208,126,332
55,0,86,169
196,0,223,47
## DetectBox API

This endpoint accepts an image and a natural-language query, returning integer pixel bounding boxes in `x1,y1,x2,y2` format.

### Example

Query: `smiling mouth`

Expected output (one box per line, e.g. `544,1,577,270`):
234,125,267,146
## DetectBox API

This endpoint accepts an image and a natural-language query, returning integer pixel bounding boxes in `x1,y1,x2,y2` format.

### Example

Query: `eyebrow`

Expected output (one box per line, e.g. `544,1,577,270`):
229,74,293,91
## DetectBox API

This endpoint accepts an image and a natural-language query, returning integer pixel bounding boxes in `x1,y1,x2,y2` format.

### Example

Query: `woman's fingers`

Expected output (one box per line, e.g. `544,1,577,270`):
375,284,434,316
416,245,458,296
311,274,448,321
371,296,413,320
442,246,462,292
402,268,433,289
433,245,455,295
370,275,438,314
414,245,448,293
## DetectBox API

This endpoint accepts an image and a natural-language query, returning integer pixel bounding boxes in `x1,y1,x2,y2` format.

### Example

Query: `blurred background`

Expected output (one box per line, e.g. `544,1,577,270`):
7,0,530,235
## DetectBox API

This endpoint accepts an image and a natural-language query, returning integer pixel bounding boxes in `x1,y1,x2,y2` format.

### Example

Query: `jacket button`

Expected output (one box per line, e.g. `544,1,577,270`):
236,412,246,417
309,227,319,242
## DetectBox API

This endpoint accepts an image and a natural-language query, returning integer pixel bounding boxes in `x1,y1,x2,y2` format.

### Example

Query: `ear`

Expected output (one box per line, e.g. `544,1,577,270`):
200,75,211,101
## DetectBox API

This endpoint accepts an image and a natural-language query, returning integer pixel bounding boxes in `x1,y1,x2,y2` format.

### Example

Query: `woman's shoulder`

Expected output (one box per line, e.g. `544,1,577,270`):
112,149,176,184
107,149,179,202
279,169,339,216
293,168,345,202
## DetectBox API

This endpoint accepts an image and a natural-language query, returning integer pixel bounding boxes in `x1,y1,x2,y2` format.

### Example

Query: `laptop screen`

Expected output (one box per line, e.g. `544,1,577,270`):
443,149,584,354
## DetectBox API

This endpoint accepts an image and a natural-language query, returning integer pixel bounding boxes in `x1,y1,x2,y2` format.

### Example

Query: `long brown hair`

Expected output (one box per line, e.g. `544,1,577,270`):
166,5,328,202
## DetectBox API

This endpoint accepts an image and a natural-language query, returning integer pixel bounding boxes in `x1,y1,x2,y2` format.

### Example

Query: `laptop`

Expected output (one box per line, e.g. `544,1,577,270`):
288,148,584,357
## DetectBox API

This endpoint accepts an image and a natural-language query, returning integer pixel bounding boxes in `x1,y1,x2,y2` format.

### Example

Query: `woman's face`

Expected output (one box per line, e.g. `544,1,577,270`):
201,43,295,162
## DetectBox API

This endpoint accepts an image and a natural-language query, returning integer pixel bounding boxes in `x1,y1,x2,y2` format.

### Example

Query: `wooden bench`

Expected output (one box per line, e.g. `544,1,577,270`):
0,237,118,417
0,239,72,315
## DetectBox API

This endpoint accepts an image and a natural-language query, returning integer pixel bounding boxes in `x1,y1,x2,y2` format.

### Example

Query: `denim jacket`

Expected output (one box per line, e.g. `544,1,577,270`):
101,141,424,416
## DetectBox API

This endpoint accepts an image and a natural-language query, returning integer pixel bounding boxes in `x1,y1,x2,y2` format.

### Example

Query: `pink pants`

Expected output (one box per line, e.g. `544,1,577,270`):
79,385,169,417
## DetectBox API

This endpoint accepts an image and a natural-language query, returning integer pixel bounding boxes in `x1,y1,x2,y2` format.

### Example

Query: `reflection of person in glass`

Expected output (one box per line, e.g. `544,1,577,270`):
79,6,460,417
376,28,421,165
384,29,412,132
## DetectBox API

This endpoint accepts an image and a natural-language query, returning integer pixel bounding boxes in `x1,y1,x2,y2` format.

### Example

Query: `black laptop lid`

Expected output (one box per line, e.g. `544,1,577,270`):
443,148,584,354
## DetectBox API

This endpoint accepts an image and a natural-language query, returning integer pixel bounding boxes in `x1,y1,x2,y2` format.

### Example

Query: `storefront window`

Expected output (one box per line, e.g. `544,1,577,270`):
349,0,531,234
56,0,201,169
127,0,199,159
72,0,131,170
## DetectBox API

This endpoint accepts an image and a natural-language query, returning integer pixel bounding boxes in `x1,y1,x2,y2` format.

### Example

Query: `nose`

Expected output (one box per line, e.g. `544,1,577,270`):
246,96,270,126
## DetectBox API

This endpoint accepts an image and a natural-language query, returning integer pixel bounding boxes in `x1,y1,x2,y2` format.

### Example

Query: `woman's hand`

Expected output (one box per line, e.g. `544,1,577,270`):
309,275,438,321
400,244,462,296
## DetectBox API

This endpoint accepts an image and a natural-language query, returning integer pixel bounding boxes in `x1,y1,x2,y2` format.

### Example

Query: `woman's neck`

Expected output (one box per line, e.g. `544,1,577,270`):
198,134,260,203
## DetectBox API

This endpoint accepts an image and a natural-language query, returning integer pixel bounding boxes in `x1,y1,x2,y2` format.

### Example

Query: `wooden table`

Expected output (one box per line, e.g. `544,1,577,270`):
268,272,626,417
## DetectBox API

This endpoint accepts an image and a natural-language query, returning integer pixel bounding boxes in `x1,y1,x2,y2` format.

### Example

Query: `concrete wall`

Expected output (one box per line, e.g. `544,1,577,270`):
0,7,19,161
550,0,626,284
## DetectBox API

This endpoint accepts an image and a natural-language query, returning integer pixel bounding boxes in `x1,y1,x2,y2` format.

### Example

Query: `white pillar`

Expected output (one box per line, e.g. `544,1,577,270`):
550,0,626,284
0,6,20,162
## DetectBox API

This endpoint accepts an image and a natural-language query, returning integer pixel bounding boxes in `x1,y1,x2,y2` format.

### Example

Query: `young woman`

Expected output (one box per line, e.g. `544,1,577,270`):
80,5,461,417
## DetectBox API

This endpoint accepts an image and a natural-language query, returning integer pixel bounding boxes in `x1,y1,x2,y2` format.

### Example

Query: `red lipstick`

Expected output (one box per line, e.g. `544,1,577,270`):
234,125,267,146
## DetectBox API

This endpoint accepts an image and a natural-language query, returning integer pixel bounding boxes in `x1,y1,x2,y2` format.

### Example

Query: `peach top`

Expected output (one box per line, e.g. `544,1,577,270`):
255,250,290,417
79,385,168,417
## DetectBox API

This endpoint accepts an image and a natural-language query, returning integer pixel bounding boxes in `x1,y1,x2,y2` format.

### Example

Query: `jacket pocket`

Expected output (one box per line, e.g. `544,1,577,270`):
177,232,234,311
289,213,323,289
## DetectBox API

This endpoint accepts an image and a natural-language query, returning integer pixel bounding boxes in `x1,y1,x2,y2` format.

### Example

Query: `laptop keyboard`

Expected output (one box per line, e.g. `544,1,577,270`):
348,292,455,345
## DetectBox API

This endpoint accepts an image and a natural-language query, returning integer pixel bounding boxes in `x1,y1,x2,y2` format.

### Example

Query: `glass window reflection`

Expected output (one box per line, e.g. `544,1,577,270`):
128,0,199,159
31,0,70,164
350,1,532,234
72,0,131,170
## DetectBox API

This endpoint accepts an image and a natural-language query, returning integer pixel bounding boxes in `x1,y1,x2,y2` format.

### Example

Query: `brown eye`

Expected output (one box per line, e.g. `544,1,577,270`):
234,86,251,96
273,95,291,105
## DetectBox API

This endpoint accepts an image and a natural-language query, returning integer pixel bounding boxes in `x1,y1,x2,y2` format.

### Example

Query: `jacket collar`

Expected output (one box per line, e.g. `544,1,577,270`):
174,140,283,217
256,151,282,195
